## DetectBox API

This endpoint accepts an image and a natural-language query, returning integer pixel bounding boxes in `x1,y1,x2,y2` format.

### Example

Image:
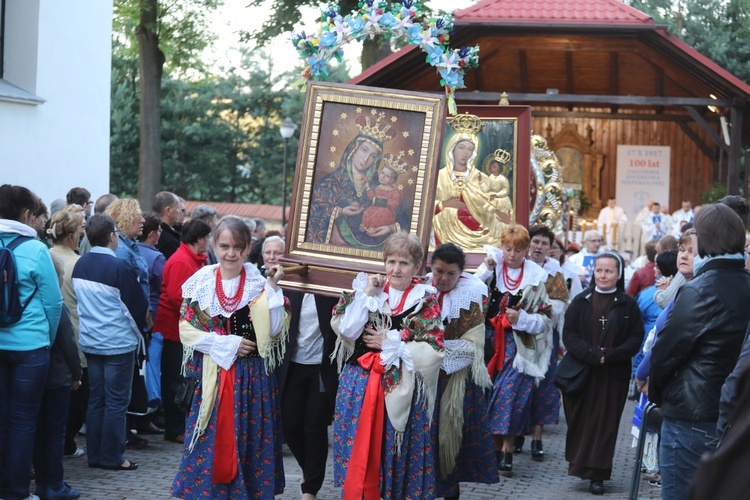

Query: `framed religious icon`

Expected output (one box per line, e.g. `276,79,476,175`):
433,105,531,266
281,81,446,296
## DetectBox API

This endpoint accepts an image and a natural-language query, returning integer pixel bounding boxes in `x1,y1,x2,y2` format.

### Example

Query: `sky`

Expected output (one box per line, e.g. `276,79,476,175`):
204,0,476,78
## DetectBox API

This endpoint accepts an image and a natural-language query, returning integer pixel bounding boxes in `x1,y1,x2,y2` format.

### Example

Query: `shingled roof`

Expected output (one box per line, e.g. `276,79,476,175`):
453,0,654,27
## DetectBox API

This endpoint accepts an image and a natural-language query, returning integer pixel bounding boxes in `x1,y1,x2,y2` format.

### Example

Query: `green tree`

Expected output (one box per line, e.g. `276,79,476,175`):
113,0,222,209
630,0,750,83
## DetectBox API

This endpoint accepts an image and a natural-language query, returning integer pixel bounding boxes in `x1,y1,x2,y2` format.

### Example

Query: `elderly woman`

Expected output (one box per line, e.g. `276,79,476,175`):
476,224,552,475
47,207,88,457
650,204,750,500
562,252,644,495
0,185,62,500
104,199,148,304
153,219,211,445
171,216,289,498
332,232,444,499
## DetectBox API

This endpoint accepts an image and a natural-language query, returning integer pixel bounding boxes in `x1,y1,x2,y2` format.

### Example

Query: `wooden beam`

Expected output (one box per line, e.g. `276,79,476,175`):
519,50,529,93
728,106,744,194
655,69,665,114
677,121,715,159
533,110,708,122
684,106,729,152
454,91,736,107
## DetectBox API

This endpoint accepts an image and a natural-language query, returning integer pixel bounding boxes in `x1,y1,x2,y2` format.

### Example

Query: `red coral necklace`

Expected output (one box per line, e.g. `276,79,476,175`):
502,261,524,290
384,281,415,315
215,267,246,313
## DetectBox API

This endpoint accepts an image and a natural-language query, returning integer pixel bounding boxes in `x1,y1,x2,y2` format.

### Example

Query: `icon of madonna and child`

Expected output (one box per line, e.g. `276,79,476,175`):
433,113,515,252
305,108,515,254
306,106,422,251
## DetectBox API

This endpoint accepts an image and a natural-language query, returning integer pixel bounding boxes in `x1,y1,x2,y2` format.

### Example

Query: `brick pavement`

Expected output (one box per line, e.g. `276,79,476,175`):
56,400,661,499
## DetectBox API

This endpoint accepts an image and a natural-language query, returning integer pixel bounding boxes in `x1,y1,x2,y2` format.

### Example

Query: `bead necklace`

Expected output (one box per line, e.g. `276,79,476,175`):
384,281,415,315
502,261,524,290
215,267,246,313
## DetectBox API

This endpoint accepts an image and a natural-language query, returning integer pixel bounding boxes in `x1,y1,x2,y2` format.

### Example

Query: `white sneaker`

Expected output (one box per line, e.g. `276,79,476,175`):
65,448,85,458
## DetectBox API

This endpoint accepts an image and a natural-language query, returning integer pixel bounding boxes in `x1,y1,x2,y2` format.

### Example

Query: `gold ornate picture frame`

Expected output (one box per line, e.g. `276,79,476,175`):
282,82,446,296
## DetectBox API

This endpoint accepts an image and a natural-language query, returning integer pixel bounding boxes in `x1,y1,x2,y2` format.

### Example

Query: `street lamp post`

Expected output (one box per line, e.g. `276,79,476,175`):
279,117,297,228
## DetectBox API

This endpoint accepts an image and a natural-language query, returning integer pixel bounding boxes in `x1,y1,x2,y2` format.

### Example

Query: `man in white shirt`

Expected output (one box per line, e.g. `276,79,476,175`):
642,202,666,240
597,197,628,249
567,229,604,288
634,200,655,225
272,237,339,500
671,200,694,233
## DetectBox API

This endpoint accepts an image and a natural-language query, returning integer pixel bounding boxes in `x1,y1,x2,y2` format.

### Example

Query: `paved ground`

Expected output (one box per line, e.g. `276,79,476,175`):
54,400,661,499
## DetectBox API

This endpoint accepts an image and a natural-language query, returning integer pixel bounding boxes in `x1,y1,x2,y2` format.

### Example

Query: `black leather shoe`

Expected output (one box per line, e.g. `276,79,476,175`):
101,461,138,471
513,435,524,453
589,480,604,495
497,450,513,476
531,439,544,461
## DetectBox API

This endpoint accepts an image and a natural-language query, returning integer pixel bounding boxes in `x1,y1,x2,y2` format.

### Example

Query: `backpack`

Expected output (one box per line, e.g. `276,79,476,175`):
0,235,37,327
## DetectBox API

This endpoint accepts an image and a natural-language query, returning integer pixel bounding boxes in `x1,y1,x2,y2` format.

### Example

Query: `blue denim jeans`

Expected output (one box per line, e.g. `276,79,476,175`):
0,347,51,499
85,352,134,468
659,417,717,500
33,385,72,491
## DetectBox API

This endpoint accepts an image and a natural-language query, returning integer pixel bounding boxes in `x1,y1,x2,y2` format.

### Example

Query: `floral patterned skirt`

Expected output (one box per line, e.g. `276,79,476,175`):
530,328,561,427
333,363,438,500
171,353,284,499
436,379,499,497
487,332,535,436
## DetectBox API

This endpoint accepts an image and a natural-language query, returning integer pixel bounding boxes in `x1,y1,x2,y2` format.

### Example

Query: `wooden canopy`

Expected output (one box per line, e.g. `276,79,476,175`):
350,0,750,207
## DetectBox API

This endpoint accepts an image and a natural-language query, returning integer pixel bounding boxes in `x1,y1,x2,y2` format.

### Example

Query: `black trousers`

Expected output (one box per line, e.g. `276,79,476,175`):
281,362,331,495
161,339,186,438
65,367,89,454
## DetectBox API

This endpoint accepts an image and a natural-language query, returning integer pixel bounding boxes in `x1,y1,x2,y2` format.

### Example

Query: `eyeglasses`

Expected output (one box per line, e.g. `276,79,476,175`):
586,238,603,243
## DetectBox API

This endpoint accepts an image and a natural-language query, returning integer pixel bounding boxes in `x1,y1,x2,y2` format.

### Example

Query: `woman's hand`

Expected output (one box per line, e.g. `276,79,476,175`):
505,307,520,325
341,204,365,216
636,377,649,397
266,265,284,290
368,226,392,238
362,326,384,350
237,338,257,357
483,256,497,271
656,276,671,291
364,274,385,297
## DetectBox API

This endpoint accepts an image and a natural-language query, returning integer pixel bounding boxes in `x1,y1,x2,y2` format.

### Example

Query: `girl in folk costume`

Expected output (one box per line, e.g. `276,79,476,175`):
331,232,444,500
427,244,499,500
171,217,290,499
475,224,553,476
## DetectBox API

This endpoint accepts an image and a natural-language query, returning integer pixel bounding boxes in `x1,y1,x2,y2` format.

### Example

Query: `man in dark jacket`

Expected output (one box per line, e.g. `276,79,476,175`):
649,204,750,500
271,238,339,500
153,191,182,259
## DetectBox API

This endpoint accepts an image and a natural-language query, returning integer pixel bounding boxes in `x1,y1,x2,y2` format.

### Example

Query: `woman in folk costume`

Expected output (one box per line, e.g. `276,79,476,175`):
171,216,290,499
427,243,499,500
475,224,553,476
331,232,444,500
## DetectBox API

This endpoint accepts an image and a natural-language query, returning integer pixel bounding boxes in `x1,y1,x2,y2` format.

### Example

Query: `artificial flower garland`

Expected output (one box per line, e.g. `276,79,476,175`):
292,0,480,114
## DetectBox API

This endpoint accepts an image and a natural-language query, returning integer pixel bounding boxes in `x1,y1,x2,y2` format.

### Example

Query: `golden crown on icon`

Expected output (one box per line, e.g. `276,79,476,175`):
356,112,398,143
380,151,411,176
494,148,512,164
449,113,483,135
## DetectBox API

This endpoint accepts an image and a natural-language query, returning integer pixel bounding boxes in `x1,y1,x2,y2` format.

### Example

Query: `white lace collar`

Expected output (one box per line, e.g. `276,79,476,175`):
426,272,488,321
181,263,267,318
352,272,435,313
483,245,548,292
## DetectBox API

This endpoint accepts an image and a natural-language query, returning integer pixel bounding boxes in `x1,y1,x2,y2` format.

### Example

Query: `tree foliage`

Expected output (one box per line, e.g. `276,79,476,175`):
629,0,750,83
110,44,351,204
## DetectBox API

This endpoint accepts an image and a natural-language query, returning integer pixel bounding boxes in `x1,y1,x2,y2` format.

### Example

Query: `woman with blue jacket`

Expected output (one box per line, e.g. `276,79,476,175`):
0,184,63,500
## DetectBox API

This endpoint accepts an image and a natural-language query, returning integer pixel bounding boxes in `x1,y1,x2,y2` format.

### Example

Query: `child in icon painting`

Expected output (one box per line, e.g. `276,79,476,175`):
359,165,402,235
357,152,411,236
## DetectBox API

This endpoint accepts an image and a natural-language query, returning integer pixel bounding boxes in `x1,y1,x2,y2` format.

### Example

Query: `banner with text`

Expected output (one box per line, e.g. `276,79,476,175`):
616,145,670,220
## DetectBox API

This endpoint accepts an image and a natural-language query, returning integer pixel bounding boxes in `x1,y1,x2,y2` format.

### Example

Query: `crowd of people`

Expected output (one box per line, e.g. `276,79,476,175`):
2,182,750,500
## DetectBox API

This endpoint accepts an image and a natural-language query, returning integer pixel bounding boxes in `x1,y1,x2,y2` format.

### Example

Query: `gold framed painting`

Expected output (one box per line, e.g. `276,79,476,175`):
433,105,531,266
281,81,446,296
